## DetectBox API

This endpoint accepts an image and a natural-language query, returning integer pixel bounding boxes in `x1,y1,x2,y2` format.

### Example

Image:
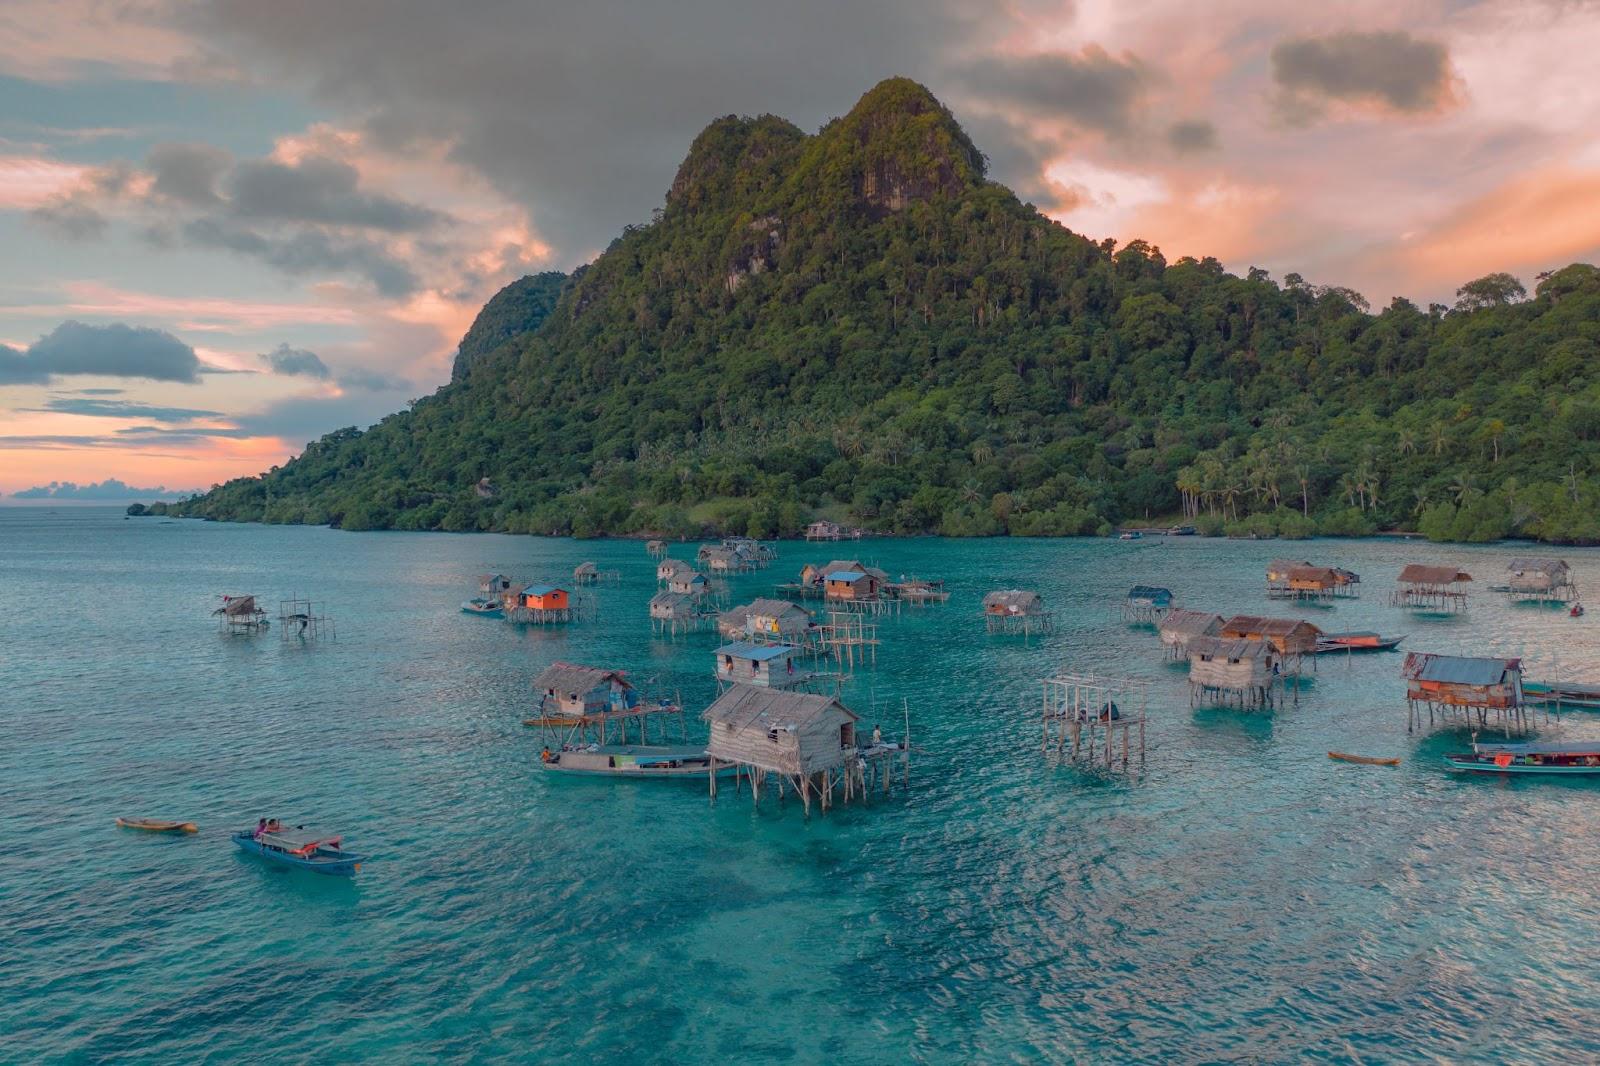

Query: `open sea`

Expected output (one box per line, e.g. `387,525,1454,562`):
5,508,1600,1063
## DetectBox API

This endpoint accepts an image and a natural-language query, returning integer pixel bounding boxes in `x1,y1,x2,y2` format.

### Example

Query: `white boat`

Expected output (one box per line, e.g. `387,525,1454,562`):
539,744,736,778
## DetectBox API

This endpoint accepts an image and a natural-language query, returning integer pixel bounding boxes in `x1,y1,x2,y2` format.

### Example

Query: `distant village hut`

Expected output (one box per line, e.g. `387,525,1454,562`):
719,598,815,645
713,641,821,690
804,520,843,541
658,558,695,584
1186,637,1281,710
650,591,706,635
573,562,598,585
1123,585,1173,622
983,589,1052,634
1268,561,1360,601
527,661,684,746
1505,558,1574,603
646,539,667,559
721,536,776,566
1219,616,1322,659
1402,651,1530,736
478,573,514,595
700,547,747,575
505,583,574,624
885,576,949,605
705,688,886,813
1157,609,1223,660
670,571,712,598
213,593,269,633
1392,564,1473,611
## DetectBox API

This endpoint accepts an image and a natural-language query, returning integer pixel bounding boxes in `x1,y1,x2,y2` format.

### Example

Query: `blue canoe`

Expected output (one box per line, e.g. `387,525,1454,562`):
232,830,366,875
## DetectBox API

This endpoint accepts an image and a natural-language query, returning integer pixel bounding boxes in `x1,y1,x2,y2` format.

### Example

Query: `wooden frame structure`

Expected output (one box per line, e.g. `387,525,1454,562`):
278,596,335,641
1402,651,1535,737
1391,564,1472,611
819,611,880,671
886,577,950,605
1039,672,1148,771
523,662,687,748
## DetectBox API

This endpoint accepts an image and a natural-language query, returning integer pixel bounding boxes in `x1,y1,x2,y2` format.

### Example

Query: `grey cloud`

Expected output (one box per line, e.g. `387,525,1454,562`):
30,198,109,240
0,322,201,385
180,217,420,297
1167,119,1217,153
25,397,223,421
193,0,975,260
228,155,443,231
1271,31,1453,125
147,142,231,205
260,343,331,378
337,367,409,392
955,46,1149,137
231,391,406,447
12,478,199,500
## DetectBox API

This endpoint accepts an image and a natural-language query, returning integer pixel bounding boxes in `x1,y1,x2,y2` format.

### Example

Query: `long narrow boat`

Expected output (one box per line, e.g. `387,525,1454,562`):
1444,742,1600,776
232,827,365,875
539,744,738,779
1315,632,1405,654
460,597,503,617
1522,680,1600,710
116,817,198,833
1328,752,1400,767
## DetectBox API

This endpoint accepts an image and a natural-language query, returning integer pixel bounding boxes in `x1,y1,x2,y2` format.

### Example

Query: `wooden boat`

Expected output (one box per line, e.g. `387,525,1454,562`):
1118,531,1142,540
1315,632,1404,654
1327,752,1400,767
1522,680,1600,710
539,744,737,779
117,817,198,833
1444,742,1600,776
460,597,503,617
232,826,365,875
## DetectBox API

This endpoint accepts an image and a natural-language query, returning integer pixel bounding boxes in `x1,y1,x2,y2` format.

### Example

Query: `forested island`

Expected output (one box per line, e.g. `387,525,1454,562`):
176,78,1600,543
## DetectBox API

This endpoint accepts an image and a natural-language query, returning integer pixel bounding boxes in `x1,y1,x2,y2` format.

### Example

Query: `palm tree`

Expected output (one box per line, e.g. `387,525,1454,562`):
1450,474,1476,505
1430,422,1449,456
1397,429,1417,457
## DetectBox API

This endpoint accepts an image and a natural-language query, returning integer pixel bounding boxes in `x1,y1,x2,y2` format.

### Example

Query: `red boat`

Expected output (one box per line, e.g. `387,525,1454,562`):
1315,632,1405,654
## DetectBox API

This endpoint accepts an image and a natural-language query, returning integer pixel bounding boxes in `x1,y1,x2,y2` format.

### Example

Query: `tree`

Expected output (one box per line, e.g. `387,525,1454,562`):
1454,272,1527,311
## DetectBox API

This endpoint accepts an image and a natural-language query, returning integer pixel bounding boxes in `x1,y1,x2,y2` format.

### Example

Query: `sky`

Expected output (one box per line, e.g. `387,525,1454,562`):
4,0,1600,499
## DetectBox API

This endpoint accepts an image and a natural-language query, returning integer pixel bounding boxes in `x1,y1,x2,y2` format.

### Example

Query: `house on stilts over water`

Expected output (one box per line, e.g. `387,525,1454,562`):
1186,636,1283,710
1391,564,1473,611
1218,616,1323,677
1157,609,1223,660
983,589,1052,634
1266,560,1360,601
505,583,575,624
713,641,830,692
718,598,817,647
1401,651,1532,737
650,590,709,635
573,561,619,587
213,594,269,633
703,687,908,814
525,661,686,749
1123,585,1173,622
1504,558,1575,603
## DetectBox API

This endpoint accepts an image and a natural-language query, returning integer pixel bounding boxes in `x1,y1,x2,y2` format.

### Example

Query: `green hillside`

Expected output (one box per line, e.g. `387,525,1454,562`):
178,78,1600,543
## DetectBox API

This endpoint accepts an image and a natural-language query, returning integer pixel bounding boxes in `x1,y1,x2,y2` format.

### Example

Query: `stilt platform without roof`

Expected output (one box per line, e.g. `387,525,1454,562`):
1040,673,1148,771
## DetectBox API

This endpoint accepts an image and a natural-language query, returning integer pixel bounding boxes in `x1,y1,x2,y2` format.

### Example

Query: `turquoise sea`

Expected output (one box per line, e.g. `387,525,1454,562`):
5,508,1600,1063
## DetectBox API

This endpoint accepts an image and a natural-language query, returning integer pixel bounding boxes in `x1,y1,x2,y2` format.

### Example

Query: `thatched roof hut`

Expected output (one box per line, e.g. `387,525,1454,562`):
1187,636,1279,706
704,687,857,777
720,598,812,640
1158,609,1223,653
1506,558,1571,593
983,589,1044,616
531,662,633,718
1219,616,1323,657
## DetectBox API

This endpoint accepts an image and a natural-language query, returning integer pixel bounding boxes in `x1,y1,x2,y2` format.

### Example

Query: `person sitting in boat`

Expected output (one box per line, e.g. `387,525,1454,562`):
254,817,267,841
541,747,553,763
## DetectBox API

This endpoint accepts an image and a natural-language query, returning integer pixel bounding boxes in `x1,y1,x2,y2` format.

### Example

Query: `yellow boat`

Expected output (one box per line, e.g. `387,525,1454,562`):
116,817,198,833
1327,752,1400,767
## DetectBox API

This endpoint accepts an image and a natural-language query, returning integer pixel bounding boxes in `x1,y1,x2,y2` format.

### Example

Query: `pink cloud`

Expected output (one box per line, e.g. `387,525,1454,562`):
0,155,89,208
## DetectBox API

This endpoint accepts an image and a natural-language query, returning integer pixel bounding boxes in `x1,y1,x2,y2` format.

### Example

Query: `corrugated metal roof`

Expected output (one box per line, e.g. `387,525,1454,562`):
1127,585,1173,603
1402,652,1518,685
827,570,867,581
703,686,856,729
1187,636,1273,660
1160,609,1223,635
524,584,562,597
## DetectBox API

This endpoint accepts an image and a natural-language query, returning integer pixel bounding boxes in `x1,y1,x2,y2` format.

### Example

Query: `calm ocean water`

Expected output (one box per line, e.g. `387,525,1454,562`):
4,508,1600,1063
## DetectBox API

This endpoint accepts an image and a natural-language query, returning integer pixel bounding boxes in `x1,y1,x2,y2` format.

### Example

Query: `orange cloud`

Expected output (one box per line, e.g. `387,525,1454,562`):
1387,166,1600,289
